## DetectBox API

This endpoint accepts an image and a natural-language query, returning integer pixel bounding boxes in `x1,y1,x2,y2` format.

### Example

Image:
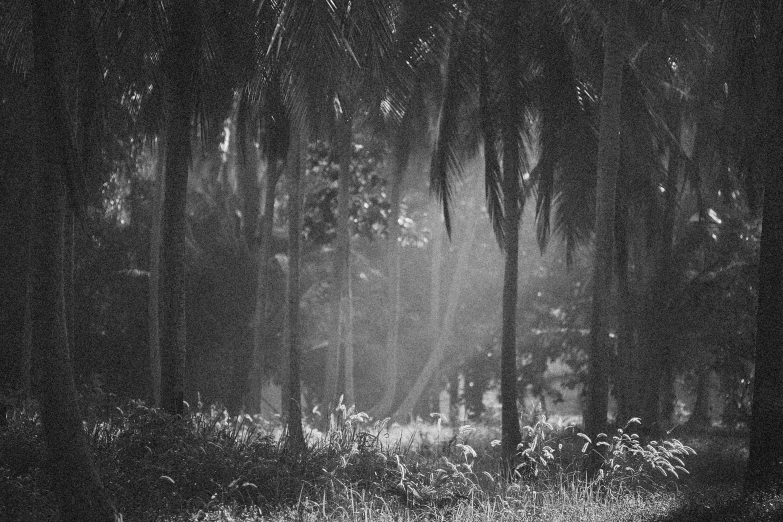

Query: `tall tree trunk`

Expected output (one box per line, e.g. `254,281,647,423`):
614,193,636,425
638,145,680,433
148,143,164,407
285,126,306,450
393,210,479,420
245,159,283,413
344,253,355,406
227,100,261,413
368,159,404,418
22,184,33,398
429,213,444,351
586,1,625,439
159,2,198,415
746,1,783,492
500,139,523,461
324,116,353,410
30,2,117,519
64,211,76,355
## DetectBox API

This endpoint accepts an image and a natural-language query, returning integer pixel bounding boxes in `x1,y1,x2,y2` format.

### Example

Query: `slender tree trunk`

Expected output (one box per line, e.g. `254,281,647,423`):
500,134,523,462
585,0,625,439
64,210,76,355
22,187,33,398
344,253,355,406
226,101,261,413
747,3,783,491
393,210,479,420
159,1,198,415
30,2,117,519
615,199,635,425
746,156,783,489
148,144,164,407
689,366,711,428
369,158,405,418
638,147,680,433
285,126,306,450
429,213,443,348
245,159,283,413
324,116,353,410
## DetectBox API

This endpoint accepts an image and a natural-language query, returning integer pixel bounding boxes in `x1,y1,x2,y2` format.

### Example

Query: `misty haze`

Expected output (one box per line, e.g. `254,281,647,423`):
2,1,782,521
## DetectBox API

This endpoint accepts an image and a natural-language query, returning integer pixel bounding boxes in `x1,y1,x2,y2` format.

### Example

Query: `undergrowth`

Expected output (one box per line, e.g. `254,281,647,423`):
0,399,697,521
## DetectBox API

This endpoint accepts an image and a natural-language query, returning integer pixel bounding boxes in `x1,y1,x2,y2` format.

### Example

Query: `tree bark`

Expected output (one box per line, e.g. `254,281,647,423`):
746,1,783,492
500,131,523,462
344,254,355,407
368,158,405,418
64,210,76,355
285,126,306,450
148,143,164,407
30,1,117,518
159,1,198,415
585,0,625,439
638,137,680,433
614,198,635,425
324,116,353,410
393,209,479,420
22,188,33,398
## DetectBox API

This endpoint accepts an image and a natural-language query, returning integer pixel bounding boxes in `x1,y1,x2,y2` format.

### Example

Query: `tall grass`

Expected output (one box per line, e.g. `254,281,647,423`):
0,399,696,521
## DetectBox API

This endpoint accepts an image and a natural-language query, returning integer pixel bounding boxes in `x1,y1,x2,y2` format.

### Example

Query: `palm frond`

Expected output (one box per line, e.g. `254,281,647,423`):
479,37,504,249
429,5,477,238
0,0,30,73
530,4,587,253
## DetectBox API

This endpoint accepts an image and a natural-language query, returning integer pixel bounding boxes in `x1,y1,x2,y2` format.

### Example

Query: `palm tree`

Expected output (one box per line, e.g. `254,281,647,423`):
428,0,597,460
28,0,118,518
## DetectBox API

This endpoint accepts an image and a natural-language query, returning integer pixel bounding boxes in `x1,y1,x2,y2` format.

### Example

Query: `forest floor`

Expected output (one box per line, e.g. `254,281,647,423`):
2,402,783,521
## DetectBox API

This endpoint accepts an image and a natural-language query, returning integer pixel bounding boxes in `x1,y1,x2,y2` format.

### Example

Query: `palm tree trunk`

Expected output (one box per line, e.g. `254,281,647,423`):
148,143,164,407
22,186,33,398
159,1,198,415
500,134,523,462
64,210,76,353
615,199,635,424
638,148,680,433
393,211,479,420
30,2,117,518
746,143,783,489
246,159,283,413
324,116,353,410
344,253,355,406
585,0,625,439
429,213,444,348
369,157,405,418
746,3,783,491
285,126,306,450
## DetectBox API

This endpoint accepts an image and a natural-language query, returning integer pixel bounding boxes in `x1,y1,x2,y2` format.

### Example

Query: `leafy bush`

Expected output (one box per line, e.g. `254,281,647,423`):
510,416,695,494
